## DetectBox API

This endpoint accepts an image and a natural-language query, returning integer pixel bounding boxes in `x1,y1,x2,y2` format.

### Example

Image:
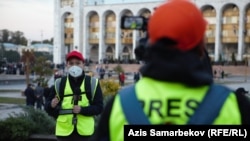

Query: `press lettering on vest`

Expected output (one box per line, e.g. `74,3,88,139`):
167,99,181,117
148,100,163,117
143,98,198,118
128,129,147,136
185,99,199,117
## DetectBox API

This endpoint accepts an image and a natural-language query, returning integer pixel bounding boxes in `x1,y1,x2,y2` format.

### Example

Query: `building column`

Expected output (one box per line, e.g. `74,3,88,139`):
53,0,64,65
73,0,83,52
214,7,222,62
132,30,138,59
115,15,121,59
237,8,246,61
83,13,89,59
98,16,105,63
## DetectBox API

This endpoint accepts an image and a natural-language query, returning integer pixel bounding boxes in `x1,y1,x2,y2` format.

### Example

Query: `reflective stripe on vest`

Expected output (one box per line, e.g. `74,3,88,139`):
54,78,61,100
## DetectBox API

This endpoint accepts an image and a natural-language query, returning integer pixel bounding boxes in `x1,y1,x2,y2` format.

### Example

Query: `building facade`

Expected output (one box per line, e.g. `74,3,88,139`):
53,0,250,65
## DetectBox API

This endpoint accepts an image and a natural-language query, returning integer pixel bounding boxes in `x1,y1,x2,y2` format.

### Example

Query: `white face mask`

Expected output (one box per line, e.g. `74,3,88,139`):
68,65,82,78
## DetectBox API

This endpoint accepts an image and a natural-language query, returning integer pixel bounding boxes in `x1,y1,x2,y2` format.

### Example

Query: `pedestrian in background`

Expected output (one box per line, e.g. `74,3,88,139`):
34,82,44,110
24,83,35,107
94,0,250,141
43,83,51,101
118,72,125,86
108,70,112,78
99,66,105,79
133,71,140,83
235,87,249,96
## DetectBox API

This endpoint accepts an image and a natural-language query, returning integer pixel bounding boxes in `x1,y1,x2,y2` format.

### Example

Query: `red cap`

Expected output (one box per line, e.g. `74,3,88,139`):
66,50,84,62
148,0,207,51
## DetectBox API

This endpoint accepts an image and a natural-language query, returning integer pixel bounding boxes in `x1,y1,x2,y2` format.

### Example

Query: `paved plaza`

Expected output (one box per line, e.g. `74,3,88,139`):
1,66,250,120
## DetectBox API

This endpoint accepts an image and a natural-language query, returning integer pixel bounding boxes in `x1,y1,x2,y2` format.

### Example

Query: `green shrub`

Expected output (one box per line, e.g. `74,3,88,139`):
99,79,120,97
22,106,56,134
113,64,124,73
0,106,55,141
95,79,121,127
0,115,34,141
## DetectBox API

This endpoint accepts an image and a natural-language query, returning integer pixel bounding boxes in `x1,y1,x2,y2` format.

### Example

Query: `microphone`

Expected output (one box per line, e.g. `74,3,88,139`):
72,87,81,125
73,88,81,105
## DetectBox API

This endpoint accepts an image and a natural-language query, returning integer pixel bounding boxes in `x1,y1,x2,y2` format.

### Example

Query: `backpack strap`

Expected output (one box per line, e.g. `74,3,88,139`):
90,77,97,101
84,75,91,101
119,85,150,124
84,75,97,103
55,75,97,103
54,78,61,98
187,84,232,125
55,76,67,101
120,84,232,125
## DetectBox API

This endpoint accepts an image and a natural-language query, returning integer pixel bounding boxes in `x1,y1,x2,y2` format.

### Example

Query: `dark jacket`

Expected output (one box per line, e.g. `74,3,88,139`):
24,85,35,106
44,72,104,118
43,86,51,101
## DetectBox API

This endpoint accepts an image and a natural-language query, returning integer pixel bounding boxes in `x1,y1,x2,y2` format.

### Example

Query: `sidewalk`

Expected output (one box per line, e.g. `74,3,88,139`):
0,75,54,120
0,104,24,119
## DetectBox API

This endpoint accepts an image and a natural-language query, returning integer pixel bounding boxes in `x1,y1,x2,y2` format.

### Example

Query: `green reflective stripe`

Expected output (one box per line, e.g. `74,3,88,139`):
55,78,62,100
59,109,73,114
91,77,97,101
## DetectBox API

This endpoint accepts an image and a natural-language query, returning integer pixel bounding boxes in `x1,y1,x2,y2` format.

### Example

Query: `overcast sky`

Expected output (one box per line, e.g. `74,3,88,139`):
0,0,162,42
0,0,54,41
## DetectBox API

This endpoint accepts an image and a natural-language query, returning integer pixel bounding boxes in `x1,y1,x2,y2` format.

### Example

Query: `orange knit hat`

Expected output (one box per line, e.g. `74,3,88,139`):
148,0,207,51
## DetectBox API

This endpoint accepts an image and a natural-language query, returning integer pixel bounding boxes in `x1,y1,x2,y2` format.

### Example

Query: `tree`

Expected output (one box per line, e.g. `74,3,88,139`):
1,30,28,46
32,56,53,86
42,39,51,44
0,43,5,60
20,36,28,45
31,39,53,45
50,38,54,45
2,29,10,42
113,64,124,73
11,31,27,45
31,41,40,44
20,49,35,85
34,51,53,62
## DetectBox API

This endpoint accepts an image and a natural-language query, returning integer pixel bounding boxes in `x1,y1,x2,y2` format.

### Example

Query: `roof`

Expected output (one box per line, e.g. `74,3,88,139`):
31,43,53,48
2,43,18,48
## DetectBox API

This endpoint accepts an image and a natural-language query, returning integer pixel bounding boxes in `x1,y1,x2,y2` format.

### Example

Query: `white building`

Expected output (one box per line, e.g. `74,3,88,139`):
30,43,53,54
2,43,53,56
53,0,250,65
2,43,18,51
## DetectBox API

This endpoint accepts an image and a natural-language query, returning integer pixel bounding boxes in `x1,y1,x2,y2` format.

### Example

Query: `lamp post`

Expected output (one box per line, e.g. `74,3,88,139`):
0,42,3,60
245,57,248,82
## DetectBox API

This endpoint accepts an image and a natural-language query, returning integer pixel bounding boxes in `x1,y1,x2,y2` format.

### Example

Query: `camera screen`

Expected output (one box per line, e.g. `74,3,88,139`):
121,16,144,30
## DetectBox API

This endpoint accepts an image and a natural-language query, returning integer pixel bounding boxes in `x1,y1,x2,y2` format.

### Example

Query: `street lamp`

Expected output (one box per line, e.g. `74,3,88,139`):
245,56,248,82
0,45,2,60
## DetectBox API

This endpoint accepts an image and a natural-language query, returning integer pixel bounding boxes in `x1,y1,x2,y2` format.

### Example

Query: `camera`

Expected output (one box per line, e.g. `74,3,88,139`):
121,16,148,31
120,16,149,61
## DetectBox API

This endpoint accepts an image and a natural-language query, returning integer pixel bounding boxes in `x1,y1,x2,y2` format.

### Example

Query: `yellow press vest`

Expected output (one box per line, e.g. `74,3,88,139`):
109,77,241,141
55,77,95,136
